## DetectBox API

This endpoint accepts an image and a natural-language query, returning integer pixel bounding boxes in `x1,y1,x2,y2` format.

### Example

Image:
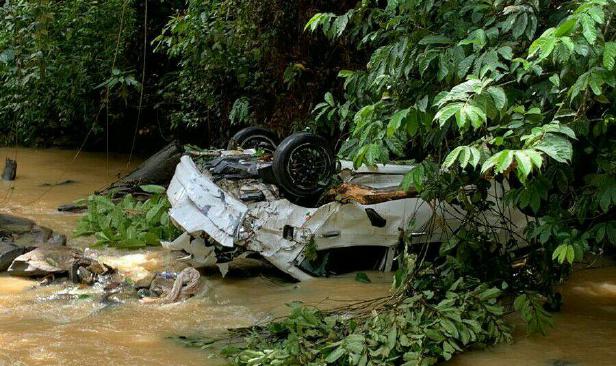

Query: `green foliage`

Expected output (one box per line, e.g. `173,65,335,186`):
226,273,511,366
305,0,616,315
514,293,554,335
153,0,263,129
74,186,179,249
229,97,253,126
0,0,137,144
4,0,616,359
154,0,349,139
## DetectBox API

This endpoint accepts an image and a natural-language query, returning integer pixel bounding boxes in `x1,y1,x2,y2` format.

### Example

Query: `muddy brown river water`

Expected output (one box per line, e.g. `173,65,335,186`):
0,148,615,366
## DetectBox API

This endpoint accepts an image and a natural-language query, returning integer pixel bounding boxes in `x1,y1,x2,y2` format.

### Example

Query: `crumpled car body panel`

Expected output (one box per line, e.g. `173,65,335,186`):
167,156,247,248
167,155,526,280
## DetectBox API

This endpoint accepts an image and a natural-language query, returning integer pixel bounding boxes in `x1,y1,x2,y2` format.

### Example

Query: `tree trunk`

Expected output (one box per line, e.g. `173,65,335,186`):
2,158,16,181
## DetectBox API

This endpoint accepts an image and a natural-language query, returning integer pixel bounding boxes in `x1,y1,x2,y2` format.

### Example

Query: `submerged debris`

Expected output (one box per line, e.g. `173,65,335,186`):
39,179,77,187
69,257,113,285
140,267,201,304
101,281,140,306
6,241,202,306
162,232,217,268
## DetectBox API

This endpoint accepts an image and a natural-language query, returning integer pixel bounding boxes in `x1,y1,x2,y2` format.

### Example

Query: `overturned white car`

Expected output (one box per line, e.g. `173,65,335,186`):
165,129,525,280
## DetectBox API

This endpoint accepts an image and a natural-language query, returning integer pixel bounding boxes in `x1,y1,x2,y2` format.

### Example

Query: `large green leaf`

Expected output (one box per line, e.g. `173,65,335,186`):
487,86,507,110
554,18,577,37
514,151,532,178
140,185,166,194
435,103,464,126
534,133,573,163
442,147,463,170
387,108,410,137
580,14,597,44
481,150,513,174
464,104,487,129
604,42,616,70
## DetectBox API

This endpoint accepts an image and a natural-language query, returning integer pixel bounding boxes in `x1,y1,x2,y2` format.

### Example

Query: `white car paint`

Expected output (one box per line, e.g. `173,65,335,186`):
166,155,526,280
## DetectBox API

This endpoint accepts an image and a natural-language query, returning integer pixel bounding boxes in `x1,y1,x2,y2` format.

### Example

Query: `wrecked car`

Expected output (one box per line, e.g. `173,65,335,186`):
165,129,526,280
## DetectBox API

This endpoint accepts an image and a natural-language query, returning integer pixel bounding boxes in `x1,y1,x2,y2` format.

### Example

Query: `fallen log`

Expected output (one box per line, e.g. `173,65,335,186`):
56,142,183,211
324,182,417,205
57,202,87,213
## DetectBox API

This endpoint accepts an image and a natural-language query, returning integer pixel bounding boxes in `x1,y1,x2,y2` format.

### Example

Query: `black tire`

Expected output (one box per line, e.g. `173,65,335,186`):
227,127,279,153
272,132,335,200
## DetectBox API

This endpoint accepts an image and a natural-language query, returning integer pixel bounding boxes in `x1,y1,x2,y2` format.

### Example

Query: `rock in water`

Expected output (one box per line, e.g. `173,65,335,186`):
0,214,35,234
8,246,81,277
0,214,67,247
0,242,26,271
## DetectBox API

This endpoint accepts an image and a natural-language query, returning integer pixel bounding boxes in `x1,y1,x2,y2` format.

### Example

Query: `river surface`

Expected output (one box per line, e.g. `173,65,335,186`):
0,148,615,366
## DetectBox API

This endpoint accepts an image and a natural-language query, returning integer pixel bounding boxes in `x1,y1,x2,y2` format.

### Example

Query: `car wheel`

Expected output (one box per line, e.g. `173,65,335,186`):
272,132,335,200
227,127,279,153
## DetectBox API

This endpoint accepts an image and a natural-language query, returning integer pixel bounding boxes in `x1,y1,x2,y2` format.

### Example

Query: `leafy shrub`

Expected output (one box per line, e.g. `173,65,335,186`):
0,0,356,148
154,0,358,143
190,257,512,366
0,0,137,145
306,0,616,300
74,185,179,249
